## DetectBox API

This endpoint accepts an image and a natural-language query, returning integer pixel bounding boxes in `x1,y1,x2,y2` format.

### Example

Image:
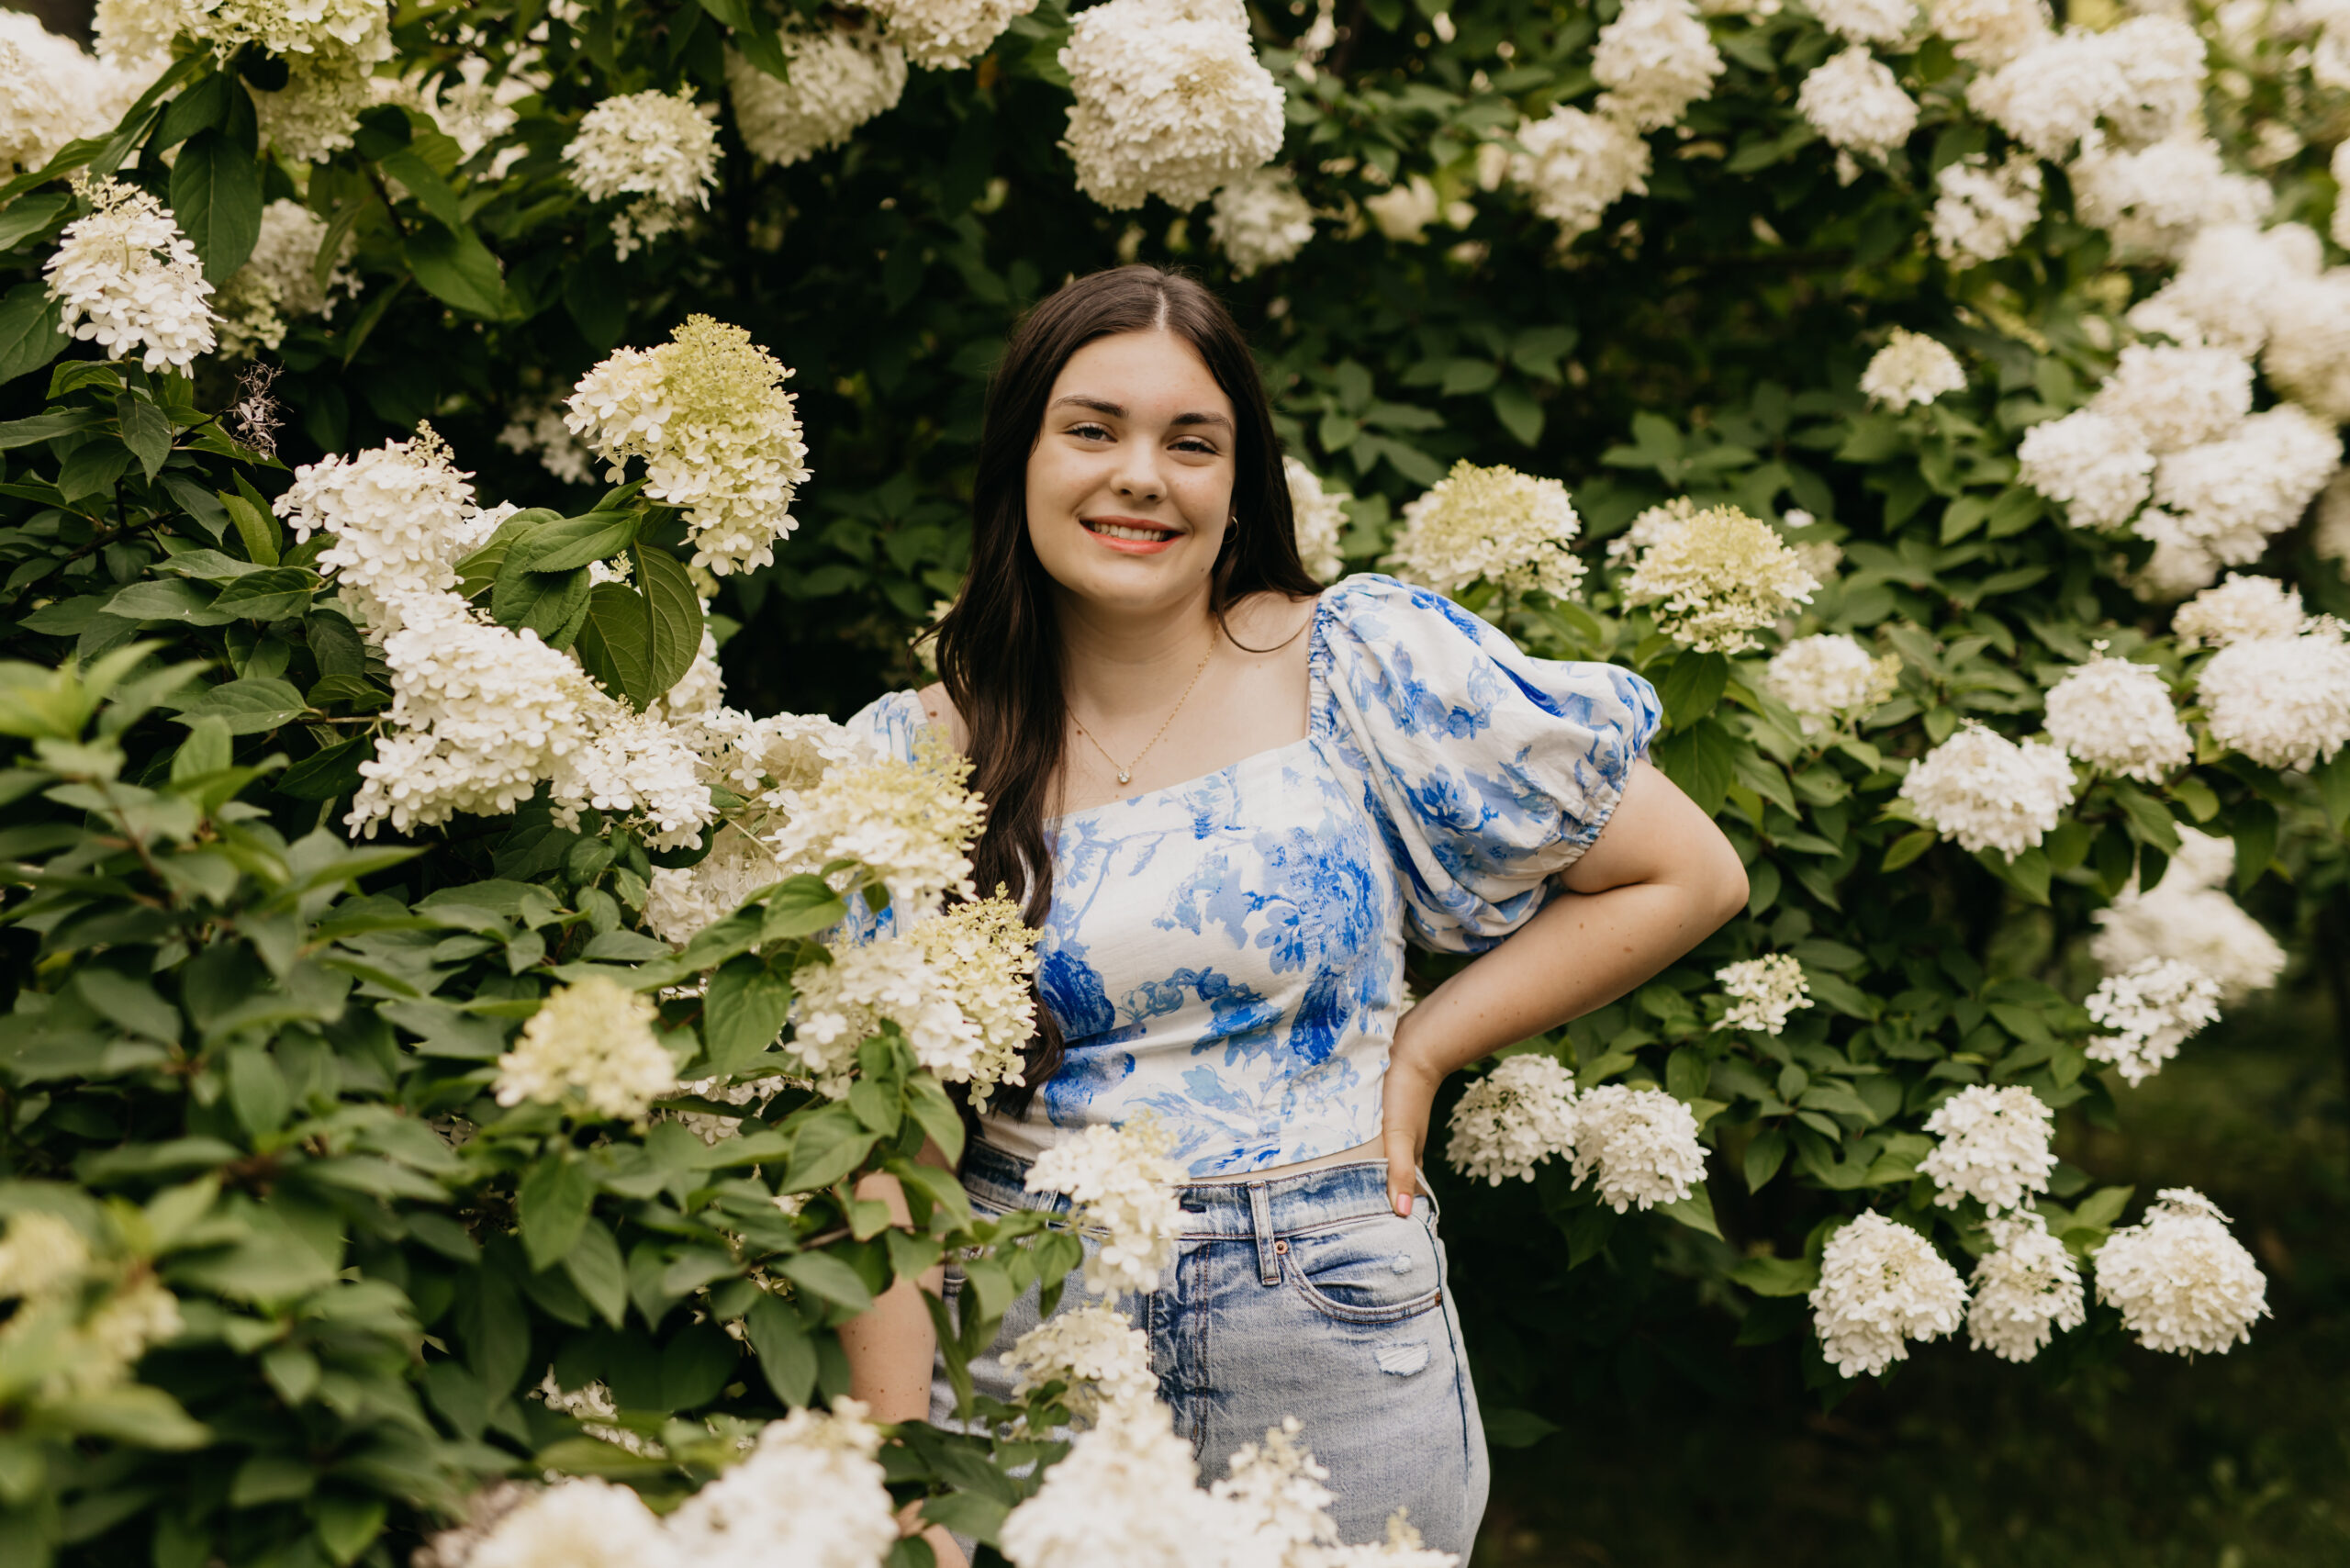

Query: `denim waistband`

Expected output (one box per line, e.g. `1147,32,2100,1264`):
958,1138,1404,1241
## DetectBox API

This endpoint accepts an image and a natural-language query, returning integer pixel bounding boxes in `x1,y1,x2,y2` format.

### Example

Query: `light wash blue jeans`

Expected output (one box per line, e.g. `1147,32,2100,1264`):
934,1140,1491,1557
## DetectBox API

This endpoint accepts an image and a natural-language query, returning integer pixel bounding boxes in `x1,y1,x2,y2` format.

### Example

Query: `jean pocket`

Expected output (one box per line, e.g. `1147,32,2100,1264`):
1284,1211,1445,1325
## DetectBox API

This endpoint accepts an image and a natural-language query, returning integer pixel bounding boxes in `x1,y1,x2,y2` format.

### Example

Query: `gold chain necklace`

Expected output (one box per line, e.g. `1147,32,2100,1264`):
1069,644,1214,787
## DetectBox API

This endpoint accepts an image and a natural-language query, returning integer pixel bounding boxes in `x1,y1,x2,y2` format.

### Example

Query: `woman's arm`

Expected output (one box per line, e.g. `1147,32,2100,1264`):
1378,759,1749,1215
838,1153,968,1568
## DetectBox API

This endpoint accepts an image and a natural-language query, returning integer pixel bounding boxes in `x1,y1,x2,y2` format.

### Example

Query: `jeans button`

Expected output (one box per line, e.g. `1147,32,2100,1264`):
1273,1239,1289,1254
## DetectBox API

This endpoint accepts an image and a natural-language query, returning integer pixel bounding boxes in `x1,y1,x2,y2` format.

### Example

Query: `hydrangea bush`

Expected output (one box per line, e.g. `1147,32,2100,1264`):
0,0,2346,1562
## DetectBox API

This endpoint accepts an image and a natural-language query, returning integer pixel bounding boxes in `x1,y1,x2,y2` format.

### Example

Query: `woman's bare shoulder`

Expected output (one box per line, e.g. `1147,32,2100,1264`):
913,682,972,754
1224,588,1322,658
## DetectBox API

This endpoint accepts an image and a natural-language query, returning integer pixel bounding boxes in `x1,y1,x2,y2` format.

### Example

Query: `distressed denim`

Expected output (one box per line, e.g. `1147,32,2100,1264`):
934,1139,1490,1557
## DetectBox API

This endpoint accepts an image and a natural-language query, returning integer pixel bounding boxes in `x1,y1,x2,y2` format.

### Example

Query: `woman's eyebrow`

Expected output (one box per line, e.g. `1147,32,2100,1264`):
1169,410,1234,431
1046,395,1232,431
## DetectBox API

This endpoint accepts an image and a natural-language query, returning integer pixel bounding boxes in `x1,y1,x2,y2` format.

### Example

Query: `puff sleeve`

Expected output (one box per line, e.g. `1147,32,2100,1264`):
1312,575,1662,953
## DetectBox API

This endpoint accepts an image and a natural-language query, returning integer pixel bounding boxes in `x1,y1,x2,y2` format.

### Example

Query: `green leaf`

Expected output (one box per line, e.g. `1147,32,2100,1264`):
275,735,369,801
155,67,234,149
703,956,794,1075
519,1152,595,1272
923,1494,1011,1544
0,282,65,386
219,489,281,566
0,191,71,252
1729,1253,1819,1296
782,1104,880,1192
114,393,173,480
171,714,233,782
210,566,321,622
572,582,655,707
1482,1408,1562,1450
226,1047,289,1139
403,219,510,318
48,1385,208,1449
1880,827,1934,872
1660,1184,1720,1238
1490,382,1543,447
377,146,467,230
742,1293,817,1406
490,555,592,647
1659,650,1729,728
2230,796,2277,892
776,1251,875,1314
172,678,307,735
311,1495,387,1567
518,511,640,573
634,544,705,701
170,129,264,282
562,1217,629,1327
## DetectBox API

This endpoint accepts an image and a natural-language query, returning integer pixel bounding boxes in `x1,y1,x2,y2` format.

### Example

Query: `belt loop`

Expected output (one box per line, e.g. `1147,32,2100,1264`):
1415,1164,1440,1225
1247,1182,1279,1285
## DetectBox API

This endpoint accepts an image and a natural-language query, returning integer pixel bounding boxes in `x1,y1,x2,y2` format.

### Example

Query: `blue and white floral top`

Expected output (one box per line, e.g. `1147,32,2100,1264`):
847,575,1661,1178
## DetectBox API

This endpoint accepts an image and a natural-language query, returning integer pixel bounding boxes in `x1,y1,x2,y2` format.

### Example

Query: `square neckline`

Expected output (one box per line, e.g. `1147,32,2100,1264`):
1046,591,1335,823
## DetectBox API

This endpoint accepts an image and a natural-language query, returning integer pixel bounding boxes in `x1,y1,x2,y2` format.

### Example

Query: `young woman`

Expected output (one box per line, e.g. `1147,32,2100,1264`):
839,266,1748,1560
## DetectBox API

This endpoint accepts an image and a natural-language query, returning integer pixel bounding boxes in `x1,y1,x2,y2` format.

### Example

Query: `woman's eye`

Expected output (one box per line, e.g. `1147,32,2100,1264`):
1171,438,1217,455
1069,422,1112,441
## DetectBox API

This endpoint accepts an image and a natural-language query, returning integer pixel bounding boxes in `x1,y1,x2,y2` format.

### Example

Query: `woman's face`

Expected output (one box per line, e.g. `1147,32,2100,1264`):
1025,329,1237,617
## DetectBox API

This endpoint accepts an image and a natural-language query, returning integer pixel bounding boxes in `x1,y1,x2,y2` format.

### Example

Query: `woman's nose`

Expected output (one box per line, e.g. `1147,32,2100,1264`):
1113,444,1163,501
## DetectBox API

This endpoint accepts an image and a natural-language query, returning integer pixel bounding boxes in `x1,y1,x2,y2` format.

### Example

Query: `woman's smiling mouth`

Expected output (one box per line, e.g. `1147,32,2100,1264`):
1082,517,1181,552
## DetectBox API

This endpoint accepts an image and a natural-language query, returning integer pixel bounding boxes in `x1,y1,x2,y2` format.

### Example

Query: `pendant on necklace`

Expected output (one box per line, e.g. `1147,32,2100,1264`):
1117,770,1131,784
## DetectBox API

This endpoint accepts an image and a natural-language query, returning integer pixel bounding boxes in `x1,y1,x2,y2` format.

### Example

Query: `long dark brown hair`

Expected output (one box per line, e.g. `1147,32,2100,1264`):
933,265,1320,1114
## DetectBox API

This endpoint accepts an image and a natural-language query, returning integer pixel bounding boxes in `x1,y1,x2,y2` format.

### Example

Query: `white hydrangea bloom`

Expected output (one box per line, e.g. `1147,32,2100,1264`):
1444,1054,1579,1185
2090,830,2287,1002
1004,1303,1157,1423
92,0,191,73
43,178,216,372
1212,1417,1339,1560
562,90,721,259
1919,1084,2056,1215
1967,29,2127,158
724,32,907,168
184,0,386,59
466,1477,676,1568
274,424,488,634
2088,344,2254,455
2154,406,2341,569
536,1372,665,1458
1361,174,1442,244
865,0,1035,70
550,702,714,851
2128,222,2321,356
214,198,356,358
1284,456,1350,582
766,733,983,921
2093,1189,2269,1355
1591,0,1726,133
1714,954,1813,1035
1965,1212,2086,1363
565,316,812,576
1024,1118,1186,1296
644,827,789,947
2197,622,2350,772
345,593,606,834
495,976,678,1122
2068,135,2271,262
1859,329,1965,410
428,52,547,167
1808,0,1917,44
1058,0,1285,212
2017,409,2154,530
999,1402,1230,1568
1765,634,1901,729
795,896,1040,1105
1618,503,1818,654
1569,1084,1707,1213
1898,723,2076,860
252,42,383,163
2085,958,2221,1085
2172,575,2305,649
2041,649,2190,782
2128,508,2223,600
2259,271,2350,424
1797,48,1919,161
1210,166,1316,277
1382,460,1586,603
1508,105,1653,246
2098,15,2207,146
0,13,144,174
1809,1212,1969,1378
0,1213,91,1300
1930,153,2042,268
1922,0,2051,65
665,1401,898,1568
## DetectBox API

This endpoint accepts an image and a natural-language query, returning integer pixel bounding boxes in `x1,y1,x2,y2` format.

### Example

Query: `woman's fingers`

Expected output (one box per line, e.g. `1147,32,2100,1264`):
1381,1061,1437,1216
1382,1114,1418,1216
